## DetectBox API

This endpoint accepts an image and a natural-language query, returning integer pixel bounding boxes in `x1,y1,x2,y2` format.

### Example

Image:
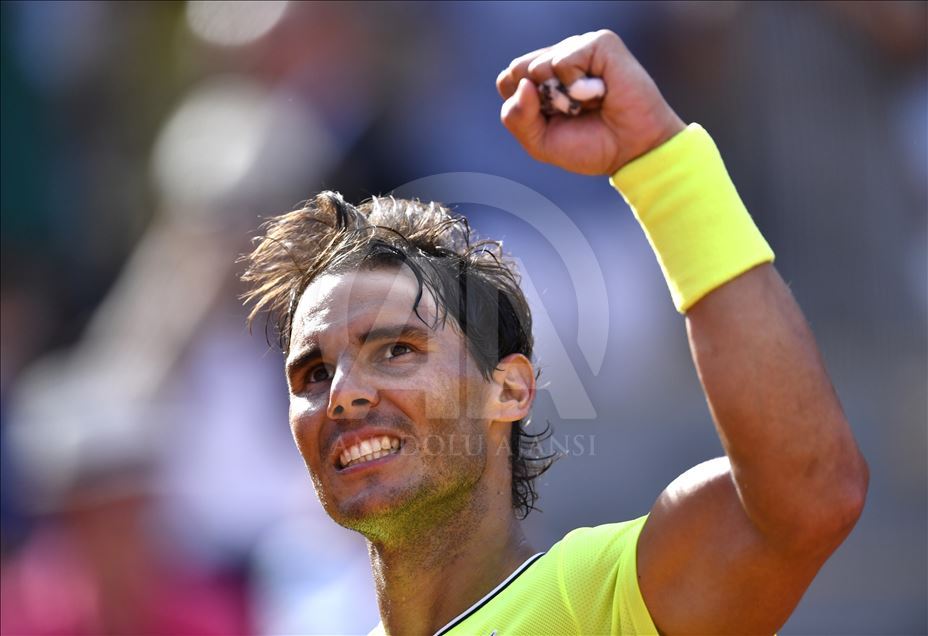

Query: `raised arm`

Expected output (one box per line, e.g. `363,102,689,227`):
637,260,868,634
498,30,868,634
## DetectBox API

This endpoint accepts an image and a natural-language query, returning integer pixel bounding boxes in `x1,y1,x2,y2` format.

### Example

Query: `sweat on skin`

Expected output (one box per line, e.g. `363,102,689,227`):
285,265,537,632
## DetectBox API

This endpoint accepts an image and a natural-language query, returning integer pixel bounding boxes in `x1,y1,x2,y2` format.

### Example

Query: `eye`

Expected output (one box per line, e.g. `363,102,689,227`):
307,364,332,383
385,343,413,359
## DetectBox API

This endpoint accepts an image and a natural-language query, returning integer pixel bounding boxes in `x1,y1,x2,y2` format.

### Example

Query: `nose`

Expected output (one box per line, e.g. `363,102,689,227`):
327,359,378,420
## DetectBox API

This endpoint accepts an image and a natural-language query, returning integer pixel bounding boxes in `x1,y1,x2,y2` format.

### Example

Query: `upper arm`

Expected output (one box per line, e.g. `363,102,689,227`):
636,457,839,635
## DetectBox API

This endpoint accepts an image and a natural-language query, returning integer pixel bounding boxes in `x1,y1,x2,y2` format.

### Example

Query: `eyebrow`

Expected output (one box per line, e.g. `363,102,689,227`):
285,323,432,383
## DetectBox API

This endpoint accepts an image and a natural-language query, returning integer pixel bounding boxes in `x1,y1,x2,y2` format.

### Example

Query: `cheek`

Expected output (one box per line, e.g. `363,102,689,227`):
289,396,327,465
415,363,488,422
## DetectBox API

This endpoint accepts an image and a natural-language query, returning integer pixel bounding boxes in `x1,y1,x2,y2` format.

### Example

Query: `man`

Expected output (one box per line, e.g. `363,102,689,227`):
241,30,868,635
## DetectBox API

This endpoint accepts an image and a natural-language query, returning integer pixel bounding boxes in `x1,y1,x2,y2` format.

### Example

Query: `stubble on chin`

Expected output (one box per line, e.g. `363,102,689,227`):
335,430,491,545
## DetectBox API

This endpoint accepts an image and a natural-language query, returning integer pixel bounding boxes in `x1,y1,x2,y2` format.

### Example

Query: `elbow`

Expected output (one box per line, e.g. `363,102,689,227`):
845,450,870,526
831,451,869,534
791,450,869,555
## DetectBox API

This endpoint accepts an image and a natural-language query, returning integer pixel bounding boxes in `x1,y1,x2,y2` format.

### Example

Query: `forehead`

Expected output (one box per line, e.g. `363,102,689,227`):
290,266,442,350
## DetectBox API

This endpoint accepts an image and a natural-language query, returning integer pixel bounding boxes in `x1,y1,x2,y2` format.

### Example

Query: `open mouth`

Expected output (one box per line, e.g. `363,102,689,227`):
337,435,403,470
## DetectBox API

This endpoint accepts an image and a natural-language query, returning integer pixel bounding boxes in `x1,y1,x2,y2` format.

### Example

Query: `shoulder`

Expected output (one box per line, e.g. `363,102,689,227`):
552,515,649,560
547,516,658,635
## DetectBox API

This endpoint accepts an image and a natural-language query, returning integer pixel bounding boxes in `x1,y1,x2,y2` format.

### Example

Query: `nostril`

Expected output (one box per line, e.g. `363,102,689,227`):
330,397,373,418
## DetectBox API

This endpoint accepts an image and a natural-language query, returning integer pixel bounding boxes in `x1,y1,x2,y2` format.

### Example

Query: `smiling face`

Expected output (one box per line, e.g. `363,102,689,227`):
286,265,504,536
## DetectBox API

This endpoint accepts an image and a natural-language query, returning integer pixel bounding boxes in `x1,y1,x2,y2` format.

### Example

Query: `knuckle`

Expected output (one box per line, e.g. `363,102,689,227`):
500,101,521,124
525,68,541,81
526,57,551,79
501,65,518,84
496,69,509,90
550,51,570,68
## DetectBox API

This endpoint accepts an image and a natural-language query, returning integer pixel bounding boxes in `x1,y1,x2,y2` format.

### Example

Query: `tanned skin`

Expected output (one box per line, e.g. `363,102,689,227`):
284,29,868,636
286,269,537,634
497,30,868,634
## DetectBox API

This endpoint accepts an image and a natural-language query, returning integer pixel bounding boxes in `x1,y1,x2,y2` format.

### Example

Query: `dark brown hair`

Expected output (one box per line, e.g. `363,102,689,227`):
240,191,555,518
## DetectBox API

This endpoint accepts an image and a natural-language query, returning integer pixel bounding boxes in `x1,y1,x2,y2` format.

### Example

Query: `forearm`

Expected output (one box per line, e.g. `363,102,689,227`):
498,31,874,629
685,263,868,548
612,122,868,550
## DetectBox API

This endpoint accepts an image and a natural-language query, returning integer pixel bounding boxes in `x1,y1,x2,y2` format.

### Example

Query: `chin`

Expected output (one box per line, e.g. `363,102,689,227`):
313,450,489,538
328,496,418,540
320,479,416,526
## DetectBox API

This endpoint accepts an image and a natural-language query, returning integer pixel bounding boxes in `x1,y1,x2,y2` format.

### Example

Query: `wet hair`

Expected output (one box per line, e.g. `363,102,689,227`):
240,191,555,518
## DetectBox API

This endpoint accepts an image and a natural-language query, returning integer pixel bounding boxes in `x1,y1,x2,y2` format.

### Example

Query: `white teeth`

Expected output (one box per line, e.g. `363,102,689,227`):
339,436,402,468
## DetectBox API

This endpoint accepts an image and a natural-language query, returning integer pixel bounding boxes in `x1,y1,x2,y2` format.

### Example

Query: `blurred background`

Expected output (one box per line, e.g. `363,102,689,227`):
1,1,925,634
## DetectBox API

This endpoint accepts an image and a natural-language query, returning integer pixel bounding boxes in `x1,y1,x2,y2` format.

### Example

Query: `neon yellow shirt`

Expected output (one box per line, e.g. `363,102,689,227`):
369,515,658,635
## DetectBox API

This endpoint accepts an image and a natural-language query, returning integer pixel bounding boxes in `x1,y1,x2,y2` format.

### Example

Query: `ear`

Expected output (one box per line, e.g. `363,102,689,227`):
488,353,536,423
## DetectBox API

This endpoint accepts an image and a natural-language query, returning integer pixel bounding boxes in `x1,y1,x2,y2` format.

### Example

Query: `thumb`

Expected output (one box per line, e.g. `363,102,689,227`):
500,78,547,160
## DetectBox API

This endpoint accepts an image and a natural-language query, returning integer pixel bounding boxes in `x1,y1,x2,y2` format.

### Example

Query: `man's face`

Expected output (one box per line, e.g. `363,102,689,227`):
286,265,497,531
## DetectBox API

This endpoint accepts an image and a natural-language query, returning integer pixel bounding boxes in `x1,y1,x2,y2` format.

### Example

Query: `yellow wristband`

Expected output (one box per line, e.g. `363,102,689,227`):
610,123,774,313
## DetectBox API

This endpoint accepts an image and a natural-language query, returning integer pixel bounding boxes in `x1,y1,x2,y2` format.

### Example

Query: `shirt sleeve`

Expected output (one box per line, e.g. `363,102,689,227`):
553,516,659,635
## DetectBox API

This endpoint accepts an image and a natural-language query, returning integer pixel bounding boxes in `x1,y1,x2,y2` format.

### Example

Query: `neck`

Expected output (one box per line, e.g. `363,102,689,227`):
367,488,535,636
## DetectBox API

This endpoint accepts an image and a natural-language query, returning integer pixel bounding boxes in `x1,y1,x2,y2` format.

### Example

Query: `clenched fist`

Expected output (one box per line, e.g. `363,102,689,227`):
497,30,685,176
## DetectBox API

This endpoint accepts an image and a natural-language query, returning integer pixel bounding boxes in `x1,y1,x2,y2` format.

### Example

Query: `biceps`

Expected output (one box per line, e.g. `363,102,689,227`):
636,457,828,634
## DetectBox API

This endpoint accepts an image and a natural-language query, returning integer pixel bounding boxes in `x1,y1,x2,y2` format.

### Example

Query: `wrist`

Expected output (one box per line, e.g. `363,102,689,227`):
608,108,686,175
609,123,775,313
